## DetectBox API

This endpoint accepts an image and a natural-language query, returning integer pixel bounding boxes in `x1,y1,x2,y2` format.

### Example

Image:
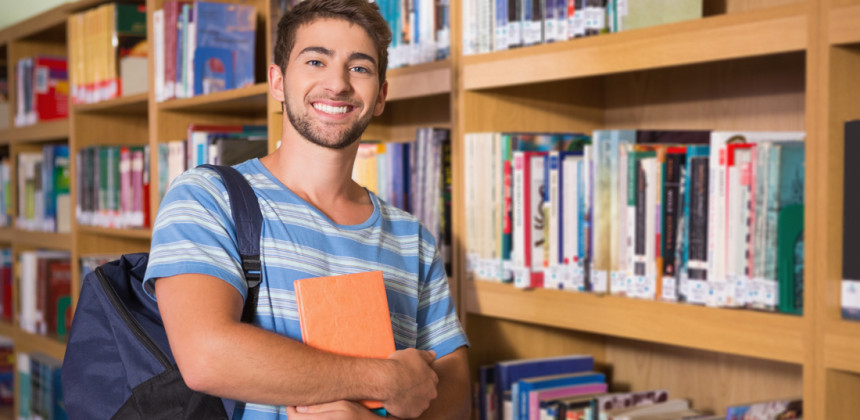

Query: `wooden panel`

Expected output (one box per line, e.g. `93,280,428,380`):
829,4,860,44
386,60,452,101
826,369,860,419
1,121,68,145
606,338,802,414
157,83,269,115
604,52,806,131
72,113,149,147
11,230,72,251
14,331,66,361
366,94,452,142
464,280,805,363
463,5,806,90
73,93,149,115
824,322,860,373
463,79,605,134
465,315,607,379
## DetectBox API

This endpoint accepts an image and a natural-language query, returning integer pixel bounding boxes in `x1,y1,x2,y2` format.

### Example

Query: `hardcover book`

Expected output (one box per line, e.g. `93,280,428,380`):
294,270,395,409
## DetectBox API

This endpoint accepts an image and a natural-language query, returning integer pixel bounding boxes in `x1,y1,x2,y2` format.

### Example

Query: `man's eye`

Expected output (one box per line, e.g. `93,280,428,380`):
350,66,370,74
308,60,323,67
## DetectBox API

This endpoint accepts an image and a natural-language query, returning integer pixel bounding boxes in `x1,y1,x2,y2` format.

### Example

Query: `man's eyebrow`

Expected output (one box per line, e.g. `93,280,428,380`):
298,46,333,57
349,52,377,68
297,46,377,68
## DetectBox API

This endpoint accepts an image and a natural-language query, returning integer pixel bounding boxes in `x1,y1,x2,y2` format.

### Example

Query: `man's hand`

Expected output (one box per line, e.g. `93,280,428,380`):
381,349,439,418
286,401,381,420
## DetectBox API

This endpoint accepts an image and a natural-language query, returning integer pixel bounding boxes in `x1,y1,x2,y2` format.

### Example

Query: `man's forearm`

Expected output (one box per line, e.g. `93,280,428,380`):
158,274,398,407
391,346,471,420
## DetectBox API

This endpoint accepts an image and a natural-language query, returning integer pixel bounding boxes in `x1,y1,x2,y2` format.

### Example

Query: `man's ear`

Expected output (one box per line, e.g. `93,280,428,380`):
373,80,388,117
268,63,285,103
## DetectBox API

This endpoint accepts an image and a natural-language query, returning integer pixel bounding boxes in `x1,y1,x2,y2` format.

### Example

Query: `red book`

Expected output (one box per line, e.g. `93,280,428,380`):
32,56,68,121
294,271,395,409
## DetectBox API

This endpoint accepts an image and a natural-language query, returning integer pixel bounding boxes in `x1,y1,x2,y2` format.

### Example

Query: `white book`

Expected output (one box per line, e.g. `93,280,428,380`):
707,131,804,307
153,9,165,102
562,153,582,290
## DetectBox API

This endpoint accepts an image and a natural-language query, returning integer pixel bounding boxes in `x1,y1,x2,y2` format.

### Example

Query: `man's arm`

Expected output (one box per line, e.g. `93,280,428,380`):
286,346,471,420
156,272,438,417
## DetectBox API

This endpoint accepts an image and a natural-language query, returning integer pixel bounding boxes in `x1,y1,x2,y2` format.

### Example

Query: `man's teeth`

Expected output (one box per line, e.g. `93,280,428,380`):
314,103,349,114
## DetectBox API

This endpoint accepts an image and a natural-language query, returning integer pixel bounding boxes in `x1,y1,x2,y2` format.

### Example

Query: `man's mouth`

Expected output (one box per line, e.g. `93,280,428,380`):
313,102,352,115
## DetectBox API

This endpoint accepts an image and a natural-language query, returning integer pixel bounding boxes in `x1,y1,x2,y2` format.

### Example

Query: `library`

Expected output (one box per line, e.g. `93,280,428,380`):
0,0,858,419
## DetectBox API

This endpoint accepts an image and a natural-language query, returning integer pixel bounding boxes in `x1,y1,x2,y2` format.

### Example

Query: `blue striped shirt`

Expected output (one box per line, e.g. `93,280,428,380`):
143,159,468,419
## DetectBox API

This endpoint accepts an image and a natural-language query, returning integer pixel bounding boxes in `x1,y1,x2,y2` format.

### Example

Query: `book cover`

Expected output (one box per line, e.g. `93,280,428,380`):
528,382,607,420
294,270,395,409
613,0,702,32
843,120,860,321
514,371,605,420
493,354,593,420
193,1,257,93
32,56,68,122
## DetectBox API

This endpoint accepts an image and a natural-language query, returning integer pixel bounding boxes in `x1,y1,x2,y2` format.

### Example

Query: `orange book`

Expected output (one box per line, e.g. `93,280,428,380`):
294,270,395,410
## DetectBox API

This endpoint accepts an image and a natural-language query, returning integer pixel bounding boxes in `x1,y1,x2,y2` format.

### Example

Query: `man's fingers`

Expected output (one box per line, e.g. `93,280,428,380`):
420,350,437,363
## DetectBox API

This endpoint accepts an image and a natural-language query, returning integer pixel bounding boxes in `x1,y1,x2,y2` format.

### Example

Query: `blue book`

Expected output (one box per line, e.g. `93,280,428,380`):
193,1,257,93
478,365,495,420
514,371,605,420
193,46,234,95
494,354,593,420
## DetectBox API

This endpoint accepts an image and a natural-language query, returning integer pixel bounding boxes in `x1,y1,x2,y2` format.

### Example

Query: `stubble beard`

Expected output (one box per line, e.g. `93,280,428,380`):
285,96,374,150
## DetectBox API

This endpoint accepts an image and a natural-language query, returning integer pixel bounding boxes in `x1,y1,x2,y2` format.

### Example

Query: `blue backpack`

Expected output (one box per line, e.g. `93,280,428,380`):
62,165,262,419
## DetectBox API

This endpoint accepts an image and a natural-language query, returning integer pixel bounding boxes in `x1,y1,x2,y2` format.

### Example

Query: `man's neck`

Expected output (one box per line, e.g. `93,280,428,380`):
260,133,373,224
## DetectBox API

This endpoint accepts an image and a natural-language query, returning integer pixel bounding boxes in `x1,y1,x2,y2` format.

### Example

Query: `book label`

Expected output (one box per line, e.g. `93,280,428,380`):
662,276,677,302
842,280,860,310
592,269,608,293
685,279,709,305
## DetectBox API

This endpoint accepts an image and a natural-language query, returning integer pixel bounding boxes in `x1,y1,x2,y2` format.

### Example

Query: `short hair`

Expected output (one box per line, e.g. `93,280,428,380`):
273,0,392,85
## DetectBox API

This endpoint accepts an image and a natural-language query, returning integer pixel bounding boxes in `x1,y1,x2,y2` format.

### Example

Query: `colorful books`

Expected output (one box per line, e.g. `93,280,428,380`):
294,270,395,409
493,354,594,420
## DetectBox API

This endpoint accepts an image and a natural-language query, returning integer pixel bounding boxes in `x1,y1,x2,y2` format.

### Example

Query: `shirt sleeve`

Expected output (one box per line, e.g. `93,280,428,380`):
142,167,248,301
415,242,470,358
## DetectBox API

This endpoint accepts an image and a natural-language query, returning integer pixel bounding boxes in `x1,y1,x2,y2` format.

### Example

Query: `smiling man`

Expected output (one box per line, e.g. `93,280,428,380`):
143,0,471,419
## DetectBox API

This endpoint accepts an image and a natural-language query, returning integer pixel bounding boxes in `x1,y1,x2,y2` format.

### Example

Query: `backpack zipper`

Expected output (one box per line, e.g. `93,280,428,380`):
96,266,173,369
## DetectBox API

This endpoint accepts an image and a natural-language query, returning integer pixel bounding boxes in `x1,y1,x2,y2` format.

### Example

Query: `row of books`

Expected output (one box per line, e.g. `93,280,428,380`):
18,352,66,420
842,120,860,322
0,339,11,407
352,128,452,272
477,354,802,420
465,130,806,313
76,146,151,229
18,251,72,340
463,0,702,55
152,1,257,102
271,0,451,69
68,2,148,105
17,145,72,233
13,56,68,127
157,123,269,199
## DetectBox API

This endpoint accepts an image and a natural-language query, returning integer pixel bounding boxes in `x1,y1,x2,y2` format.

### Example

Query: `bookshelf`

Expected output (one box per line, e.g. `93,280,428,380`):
1,0,859,419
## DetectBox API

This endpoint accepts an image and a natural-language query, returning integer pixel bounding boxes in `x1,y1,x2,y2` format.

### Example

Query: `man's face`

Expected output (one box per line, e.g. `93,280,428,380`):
282,18,386,149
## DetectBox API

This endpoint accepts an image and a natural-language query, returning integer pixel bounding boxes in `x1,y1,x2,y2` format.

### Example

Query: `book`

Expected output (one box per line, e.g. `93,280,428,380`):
528,382,607,420
193,1,257,95
610,0,702,33
493,354,593,420
843,120,860,321
293,270,395,410
513,371,605,420
512,151,548,289
725,397,802,420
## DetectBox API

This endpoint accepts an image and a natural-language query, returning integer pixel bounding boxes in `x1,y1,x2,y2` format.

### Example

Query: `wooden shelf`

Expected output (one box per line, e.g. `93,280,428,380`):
0,228,13,244
386,60,452,101
0,120,68,144
158,83,268,115
77,225,152,241
462,4,806,90
14,330,65,362
0,321,16,339
824,320,860,374
73,93,149,115
464,280,805,364
11,229,72,251
829,4,860,46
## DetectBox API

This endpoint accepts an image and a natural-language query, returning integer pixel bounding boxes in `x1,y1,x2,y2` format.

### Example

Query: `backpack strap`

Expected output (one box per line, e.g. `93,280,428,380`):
198,164,262,324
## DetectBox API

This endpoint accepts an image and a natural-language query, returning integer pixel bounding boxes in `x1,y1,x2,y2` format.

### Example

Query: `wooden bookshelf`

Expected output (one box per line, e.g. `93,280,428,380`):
3,0,860,418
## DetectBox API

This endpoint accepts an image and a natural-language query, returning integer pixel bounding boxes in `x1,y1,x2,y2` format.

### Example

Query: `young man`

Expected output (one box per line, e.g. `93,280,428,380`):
143,0,470,418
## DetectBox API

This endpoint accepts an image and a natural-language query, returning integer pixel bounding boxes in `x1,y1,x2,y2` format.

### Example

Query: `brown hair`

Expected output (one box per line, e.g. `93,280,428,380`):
273,0,392,85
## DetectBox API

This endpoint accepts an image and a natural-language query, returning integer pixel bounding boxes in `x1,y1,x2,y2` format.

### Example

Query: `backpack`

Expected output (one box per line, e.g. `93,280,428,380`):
62,164,262,420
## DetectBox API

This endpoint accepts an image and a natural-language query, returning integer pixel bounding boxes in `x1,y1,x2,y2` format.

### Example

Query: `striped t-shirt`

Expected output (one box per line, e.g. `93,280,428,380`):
143,158,468,419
